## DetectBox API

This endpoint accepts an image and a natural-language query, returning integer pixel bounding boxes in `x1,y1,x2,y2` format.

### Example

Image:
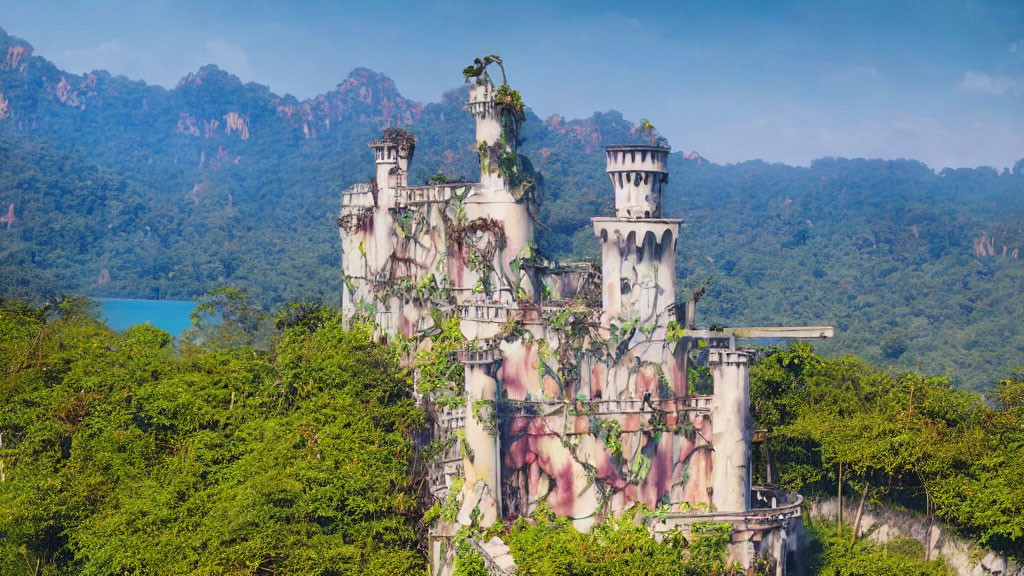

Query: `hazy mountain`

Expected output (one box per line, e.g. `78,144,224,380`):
1,25,1022,389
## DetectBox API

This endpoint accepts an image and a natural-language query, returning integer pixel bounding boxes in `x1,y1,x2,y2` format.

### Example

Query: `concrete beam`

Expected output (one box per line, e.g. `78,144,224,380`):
687,326,834,340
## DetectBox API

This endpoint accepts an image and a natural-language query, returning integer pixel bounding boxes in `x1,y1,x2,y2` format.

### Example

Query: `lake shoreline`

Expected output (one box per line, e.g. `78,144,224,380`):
92,297,199,338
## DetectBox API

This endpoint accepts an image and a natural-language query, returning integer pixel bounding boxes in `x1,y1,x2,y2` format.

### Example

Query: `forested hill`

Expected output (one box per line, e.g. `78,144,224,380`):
1,26,1022,389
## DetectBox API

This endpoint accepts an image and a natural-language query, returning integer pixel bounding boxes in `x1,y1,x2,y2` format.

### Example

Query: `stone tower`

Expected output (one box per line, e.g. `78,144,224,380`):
592,145,680,338
462,82,534,304
369,135,413,206
709,348,753,512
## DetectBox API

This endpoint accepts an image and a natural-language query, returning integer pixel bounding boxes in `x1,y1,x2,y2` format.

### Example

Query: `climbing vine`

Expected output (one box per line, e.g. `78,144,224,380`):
447,217,508,297
380,125,417,156
338,65,735,564
425,477,465,524
472,399,499,436
415,312,466,403
463,54,539,211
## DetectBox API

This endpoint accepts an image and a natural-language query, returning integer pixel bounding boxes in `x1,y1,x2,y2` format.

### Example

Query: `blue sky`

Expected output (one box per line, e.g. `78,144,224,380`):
2,0,1022,168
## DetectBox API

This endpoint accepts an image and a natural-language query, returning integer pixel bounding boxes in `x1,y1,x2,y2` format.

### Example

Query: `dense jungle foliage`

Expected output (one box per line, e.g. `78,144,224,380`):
751,344,1024,561
5,296,756,576
8,296,995,576
1,26,1022,389
6,296,1018,575
0,298,425,576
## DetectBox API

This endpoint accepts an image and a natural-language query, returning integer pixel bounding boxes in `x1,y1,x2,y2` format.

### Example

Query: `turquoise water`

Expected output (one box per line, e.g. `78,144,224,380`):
94,298,198,337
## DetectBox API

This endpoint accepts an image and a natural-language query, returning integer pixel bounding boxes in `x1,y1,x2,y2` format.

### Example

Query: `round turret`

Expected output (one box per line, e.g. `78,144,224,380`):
369,127,416,191
605,144,670,218
468,83,503,144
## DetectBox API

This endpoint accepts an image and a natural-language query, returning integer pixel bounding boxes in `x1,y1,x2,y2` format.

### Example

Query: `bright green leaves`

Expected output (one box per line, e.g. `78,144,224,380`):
0,299,425,576
414,312,466,405
504,512,744,576
753,345,1024,559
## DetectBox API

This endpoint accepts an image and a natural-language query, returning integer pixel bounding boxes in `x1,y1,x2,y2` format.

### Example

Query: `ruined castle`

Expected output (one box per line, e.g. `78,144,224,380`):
339,61,832,576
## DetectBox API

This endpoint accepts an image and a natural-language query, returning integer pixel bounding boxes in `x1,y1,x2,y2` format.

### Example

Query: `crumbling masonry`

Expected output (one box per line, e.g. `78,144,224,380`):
339,65,832,576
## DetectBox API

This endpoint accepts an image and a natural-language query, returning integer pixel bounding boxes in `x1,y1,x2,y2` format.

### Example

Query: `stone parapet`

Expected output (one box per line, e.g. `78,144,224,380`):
605,145,671,174
341,181,377,206
456,347,502,365
393,183,473,206
605,144,671,218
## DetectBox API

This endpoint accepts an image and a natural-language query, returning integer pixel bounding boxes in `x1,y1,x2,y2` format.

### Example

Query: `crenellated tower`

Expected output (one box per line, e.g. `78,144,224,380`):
369,130,415,207
606,144,669,218
593,145,680,337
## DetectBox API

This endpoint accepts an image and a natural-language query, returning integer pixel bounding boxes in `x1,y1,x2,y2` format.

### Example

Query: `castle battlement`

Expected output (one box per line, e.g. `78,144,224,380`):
605,144,671,218
392,183,472,207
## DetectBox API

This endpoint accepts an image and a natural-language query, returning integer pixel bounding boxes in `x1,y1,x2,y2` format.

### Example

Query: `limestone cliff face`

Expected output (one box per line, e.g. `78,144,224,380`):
973,232,996,257
0,31,433,156
173,66,419,143
544,114,605,153
223,111,249,140
50,74,103,110
176,113,221,138
3,43,31,72
542,111,641,155
809,498,1023,576
1,29,101,113
333,67,423,125
176,68,210,89
55,76,84,108
176,111,248,142
272,68,424,139
0,25,632,172
972,231,1021,259
173,66,257,141
0,203,15,228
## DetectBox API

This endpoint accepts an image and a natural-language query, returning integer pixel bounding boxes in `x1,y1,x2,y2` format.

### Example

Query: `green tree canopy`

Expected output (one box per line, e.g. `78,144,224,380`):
0,299,425,576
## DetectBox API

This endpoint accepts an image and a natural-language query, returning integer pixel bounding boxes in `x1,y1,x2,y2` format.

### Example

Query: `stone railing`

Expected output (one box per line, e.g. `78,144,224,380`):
437,406,466,432
499,395,712,417
675,395,713,411
341,181,377,206
459,303,510,324
393,183,471,206
751,484,788,509
591,397,645,414
456,347,502,365
647,489,804,535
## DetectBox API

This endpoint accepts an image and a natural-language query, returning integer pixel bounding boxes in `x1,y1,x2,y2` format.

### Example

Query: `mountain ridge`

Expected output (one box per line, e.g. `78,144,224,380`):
9,24,1015,175
1,25,1023,390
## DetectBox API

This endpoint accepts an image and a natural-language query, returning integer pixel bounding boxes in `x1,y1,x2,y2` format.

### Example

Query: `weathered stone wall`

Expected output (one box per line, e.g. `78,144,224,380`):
339,72,806,576
809,498,1022,576
494,330,714,531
